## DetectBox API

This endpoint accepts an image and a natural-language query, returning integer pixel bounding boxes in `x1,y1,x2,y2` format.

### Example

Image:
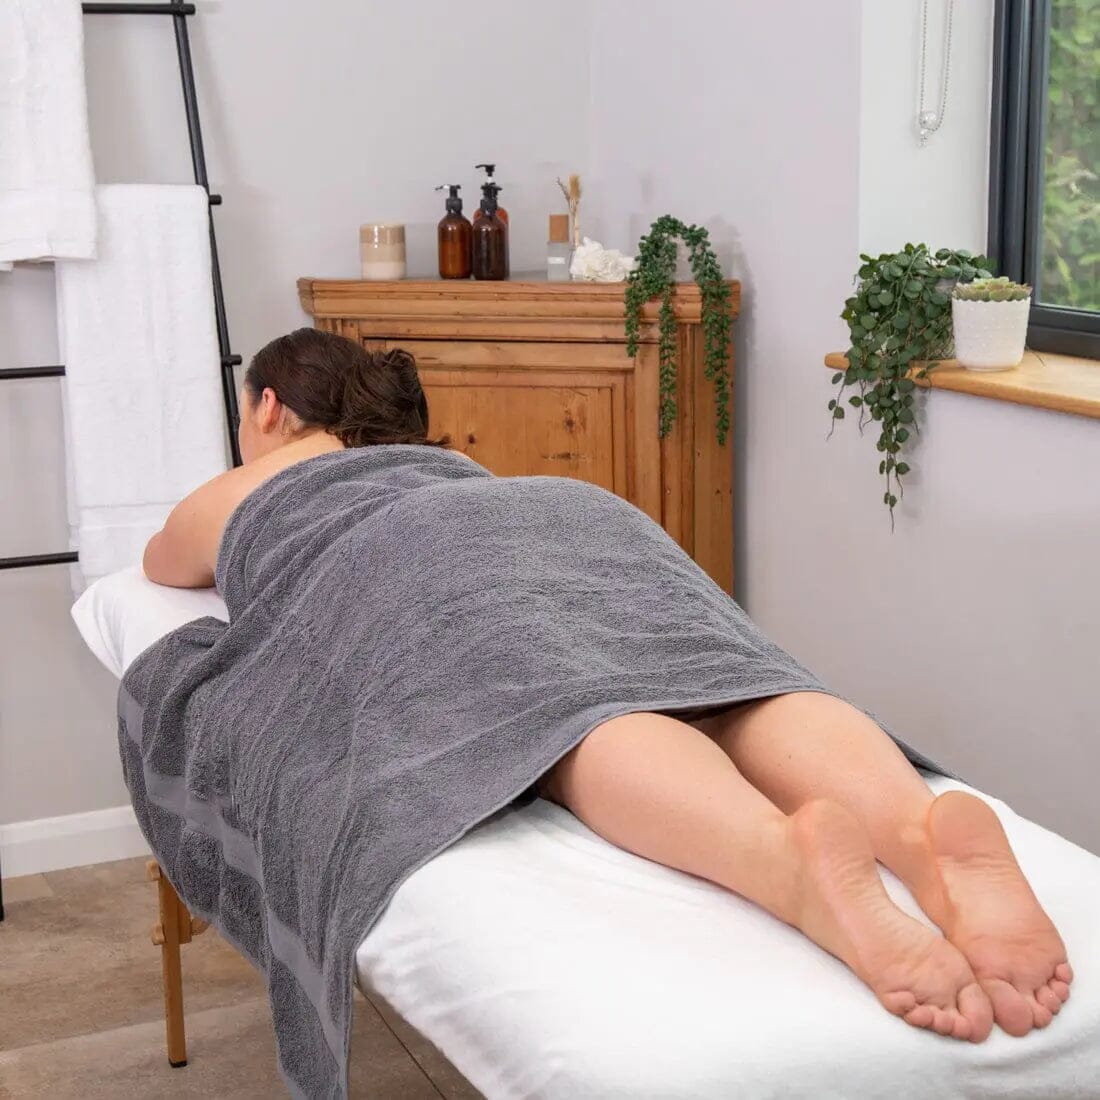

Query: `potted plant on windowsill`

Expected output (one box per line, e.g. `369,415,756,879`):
951,277,1032,371
828,243,993,524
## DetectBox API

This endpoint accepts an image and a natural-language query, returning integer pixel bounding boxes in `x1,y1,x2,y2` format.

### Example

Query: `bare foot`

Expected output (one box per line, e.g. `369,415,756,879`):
922,790,1073,1037
789,799,993,1041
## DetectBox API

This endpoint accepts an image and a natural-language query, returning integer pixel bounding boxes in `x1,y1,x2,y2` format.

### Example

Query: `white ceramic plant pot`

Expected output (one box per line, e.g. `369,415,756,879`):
951,296,1030,371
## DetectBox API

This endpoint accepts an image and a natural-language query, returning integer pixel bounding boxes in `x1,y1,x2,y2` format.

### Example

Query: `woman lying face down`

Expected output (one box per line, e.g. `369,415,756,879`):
142,328,1074,1047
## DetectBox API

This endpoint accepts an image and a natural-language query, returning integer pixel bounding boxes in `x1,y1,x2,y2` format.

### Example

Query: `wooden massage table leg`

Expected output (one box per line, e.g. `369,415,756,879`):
147,860,209,1068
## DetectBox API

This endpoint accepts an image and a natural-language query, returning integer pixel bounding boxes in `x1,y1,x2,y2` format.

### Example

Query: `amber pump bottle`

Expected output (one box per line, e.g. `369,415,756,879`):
435,184,472,279
471,182,509,280
472,163,509,226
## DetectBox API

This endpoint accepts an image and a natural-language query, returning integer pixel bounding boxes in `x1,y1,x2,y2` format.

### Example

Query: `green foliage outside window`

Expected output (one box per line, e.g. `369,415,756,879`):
1041,0,1100,310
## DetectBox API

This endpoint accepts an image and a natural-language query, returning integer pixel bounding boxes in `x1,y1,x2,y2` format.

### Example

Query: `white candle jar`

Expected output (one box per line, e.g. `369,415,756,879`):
360,224,406,280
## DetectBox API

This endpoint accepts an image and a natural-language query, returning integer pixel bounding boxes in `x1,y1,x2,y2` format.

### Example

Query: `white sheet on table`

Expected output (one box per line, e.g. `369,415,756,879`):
359,779,1100,1099
72,568,1100,1100
71,565,227,677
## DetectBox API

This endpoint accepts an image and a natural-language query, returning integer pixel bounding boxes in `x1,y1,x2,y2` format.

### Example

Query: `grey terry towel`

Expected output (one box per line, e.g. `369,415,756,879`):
117,445,956,1098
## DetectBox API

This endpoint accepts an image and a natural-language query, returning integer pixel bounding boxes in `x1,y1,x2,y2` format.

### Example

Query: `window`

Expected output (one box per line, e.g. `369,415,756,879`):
990,0,1100,357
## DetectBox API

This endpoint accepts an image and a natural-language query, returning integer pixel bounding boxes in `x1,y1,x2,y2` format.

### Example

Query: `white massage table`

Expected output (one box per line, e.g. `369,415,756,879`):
73,567,1100,1099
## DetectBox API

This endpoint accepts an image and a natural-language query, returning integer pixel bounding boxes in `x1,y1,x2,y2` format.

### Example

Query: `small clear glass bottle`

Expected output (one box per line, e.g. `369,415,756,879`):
547,214,571,281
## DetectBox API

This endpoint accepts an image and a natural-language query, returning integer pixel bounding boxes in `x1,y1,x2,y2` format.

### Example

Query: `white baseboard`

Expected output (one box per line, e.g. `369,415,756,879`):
0,805,149,878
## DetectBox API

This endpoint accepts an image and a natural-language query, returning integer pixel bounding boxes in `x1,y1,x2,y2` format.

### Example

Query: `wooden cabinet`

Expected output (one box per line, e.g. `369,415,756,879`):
297,276,740,592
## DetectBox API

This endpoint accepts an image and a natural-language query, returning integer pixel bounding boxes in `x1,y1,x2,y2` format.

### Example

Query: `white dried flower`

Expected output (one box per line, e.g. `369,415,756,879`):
569,237,636,282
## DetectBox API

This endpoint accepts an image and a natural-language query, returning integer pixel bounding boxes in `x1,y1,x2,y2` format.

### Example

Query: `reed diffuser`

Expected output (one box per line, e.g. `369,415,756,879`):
556,174,582,248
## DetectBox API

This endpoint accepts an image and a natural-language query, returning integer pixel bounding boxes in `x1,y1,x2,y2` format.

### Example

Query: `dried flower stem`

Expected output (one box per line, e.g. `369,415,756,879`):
557,174,583,248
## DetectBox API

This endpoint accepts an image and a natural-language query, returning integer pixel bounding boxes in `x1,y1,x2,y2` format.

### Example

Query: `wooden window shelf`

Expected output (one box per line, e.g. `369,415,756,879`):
823,350,1100,421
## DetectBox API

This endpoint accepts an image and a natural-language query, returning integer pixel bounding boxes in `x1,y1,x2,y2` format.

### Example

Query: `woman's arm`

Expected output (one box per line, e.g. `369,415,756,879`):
143,466,253,588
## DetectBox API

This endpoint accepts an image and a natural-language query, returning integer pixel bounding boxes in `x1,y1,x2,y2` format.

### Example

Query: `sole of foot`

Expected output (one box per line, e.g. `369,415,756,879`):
790,799,993,1042
925,789,1073,1037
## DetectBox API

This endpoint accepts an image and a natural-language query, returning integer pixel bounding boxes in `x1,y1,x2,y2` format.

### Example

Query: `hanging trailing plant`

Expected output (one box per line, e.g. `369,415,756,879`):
830,243,993,524
624,216,732,444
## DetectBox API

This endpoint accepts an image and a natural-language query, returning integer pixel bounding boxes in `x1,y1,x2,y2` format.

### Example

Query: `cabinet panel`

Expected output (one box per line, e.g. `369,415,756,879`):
629,344,663,526
419,366,625,497
352,318,632,343
396,340,631,371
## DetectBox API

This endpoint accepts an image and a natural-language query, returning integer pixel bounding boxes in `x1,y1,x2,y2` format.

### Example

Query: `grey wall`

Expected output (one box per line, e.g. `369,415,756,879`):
588,0,1098,852
1,268,125,821
1,0,593,825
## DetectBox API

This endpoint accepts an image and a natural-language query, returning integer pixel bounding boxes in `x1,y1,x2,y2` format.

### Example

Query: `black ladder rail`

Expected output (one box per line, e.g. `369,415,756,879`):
84,4,196,12
168,1,243,465
0,0,240,921
0,553,80,571
0,365,66,380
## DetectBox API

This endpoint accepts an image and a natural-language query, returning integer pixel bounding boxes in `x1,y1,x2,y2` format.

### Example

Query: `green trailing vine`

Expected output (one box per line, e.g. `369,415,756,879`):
625,216,732,444
831,243,993,525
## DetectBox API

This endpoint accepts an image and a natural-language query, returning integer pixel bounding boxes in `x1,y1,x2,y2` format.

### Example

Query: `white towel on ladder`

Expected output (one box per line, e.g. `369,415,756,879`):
0,0,97,270
55,185,229,591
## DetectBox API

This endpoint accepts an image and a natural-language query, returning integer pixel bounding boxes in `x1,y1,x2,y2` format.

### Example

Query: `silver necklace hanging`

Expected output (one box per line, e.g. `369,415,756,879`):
917,0,955,145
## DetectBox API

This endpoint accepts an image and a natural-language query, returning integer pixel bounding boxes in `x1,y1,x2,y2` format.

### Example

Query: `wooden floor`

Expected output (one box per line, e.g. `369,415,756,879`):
0,856,483,1098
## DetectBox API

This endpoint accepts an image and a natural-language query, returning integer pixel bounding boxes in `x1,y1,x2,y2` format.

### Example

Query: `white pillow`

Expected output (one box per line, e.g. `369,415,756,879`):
71,565,228,679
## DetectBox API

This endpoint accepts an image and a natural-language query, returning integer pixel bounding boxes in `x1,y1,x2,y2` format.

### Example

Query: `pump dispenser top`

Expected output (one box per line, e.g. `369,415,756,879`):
473,163,509,226
436,183,464,214
435,184,471,279
480,181,502,214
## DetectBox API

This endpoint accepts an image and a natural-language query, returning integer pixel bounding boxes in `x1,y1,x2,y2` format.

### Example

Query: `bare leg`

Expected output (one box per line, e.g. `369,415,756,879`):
692,692,1072,1036
539,711,991,1040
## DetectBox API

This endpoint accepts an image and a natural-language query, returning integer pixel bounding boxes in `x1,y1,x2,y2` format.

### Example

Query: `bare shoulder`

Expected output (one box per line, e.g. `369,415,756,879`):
144,441,345,588
172,462,267,532
143,465,256,588
176,443,331,531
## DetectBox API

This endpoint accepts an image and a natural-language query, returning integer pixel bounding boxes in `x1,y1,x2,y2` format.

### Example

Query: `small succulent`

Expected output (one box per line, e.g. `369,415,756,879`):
952,276,1032,302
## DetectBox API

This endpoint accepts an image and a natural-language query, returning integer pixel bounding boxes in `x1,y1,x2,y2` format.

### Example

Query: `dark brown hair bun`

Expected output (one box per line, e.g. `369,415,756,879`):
244,328,448,449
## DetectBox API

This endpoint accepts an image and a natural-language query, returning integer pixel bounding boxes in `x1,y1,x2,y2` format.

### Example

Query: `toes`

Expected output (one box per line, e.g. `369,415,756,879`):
1050,979,1071,1002
1054,961,1074,985
901,1002,975,1042
946,1007,972,1034
882,990,917,1017
958,982,995,1043
932,1008,957,1035
1030,995,1054,1029
981,977,1034,1037
1036,985,1062,1016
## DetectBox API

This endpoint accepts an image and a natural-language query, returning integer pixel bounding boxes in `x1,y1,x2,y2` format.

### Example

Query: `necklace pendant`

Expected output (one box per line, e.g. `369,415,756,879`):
919,109,939,130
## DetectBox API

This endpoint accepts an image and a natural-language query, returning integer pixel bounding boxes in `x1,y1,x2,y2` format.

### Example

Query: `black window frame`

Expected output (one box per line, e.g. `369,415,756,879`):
989,0,1100,359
